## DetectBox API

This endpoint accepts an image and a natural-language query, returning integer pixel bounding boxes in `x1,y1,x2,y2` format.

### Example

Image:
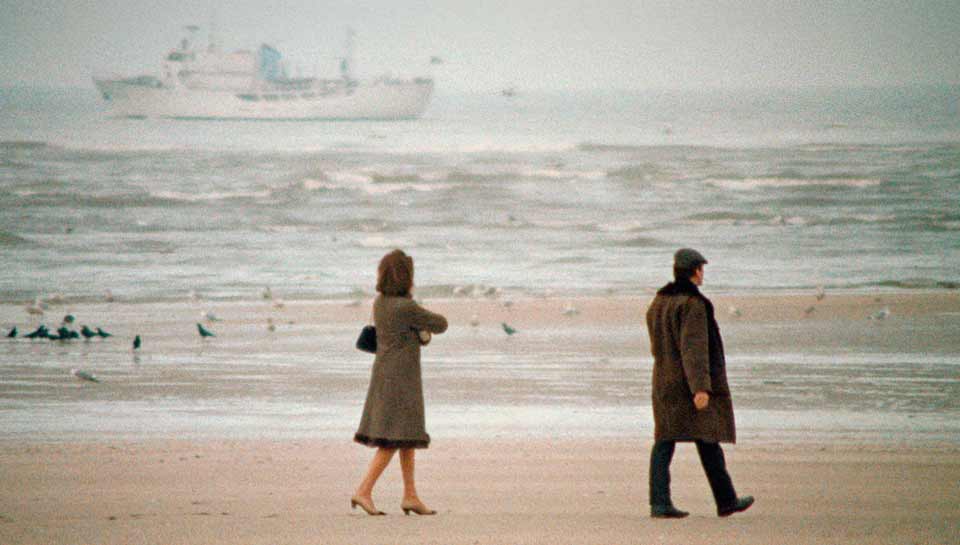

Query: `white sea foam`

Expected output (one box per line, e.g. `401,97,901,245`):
356,236,414,249
151,190,272,202
705,177,882,190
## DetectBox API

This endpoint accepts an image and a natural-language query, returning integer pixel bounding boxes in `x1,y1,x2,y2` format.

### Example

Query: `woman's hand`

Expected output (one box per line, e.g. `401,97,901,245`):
416,330,432,345
693,391,710,411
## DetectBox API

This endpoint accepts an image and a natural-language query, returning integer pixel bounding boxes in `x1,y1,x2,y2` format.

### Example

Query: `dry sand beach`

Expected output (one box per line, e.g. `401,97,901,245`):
1,291,959,544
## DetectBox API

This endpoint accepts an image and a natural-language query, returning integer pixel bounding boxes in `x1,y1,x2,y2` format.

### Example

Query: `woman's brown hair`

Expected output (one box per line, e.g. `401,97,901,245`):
376,249,414,297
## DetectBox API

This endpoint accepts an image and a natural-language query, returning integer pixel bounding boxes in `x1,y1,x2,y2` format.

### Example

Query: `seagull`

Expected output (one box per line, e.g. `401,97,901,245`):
815,286,826,301
197,323,216,337
267,318,276,332
96,327,112,338
501,322,517,336
261,286,273,300
452,285,468,297
71,369,100,383
103,289,115,303
200,310,221,322
25,298,44,316
502,299,514,310
272,299,286,309
728,306,743,318
469,313,480,327
80,326,97,339
133,335,141,350
561,302,580,316
869,307,891,321
6,327,16,338
803,306,816,316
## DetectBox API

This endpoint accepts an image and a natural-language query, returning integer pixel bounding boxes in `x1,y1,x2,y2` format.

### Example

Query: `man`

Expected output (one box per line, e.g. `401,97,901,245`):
645,248,754,518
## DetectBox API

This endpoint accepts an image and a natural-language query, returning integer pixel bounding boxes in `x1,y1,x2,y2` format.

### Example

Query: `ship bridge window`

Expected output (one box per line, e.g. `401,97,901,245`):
237,94,260,101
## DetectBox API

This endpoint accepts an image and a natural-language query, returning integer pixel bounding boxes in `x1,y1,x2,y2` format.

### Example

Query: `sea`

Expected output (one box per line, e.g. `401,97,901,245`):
2,85,960,302
1,85,959,444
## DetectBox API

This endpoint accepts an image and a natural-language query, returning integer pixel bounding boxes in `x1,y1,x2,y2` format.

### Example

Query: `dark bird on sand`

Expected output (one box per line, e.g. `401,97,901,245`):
81,325,97,339
63,314,75,324
6,327,16,338
25,325,50,339
133,335,141,350
71,368,100,383
501,322,517,336
56,326,79,340
96,327,112,338
197,323,216,337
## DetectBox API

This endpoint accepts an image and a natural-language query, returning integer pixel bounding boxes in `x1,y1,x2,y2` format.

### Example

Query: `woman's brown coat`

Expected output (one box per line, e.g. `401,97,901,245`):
354,295,448,449
645,279,736,443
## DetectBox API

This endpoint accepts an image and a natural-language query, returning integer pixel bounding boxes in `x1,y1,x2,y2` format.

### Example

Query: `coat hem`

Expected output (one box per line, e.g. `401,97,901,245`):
354,433,430,449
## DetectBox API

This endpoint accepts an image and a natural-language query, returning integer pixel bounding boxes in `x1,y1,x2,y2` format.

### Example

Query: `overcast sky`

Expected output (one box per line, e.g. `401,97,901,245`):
2,0,958,92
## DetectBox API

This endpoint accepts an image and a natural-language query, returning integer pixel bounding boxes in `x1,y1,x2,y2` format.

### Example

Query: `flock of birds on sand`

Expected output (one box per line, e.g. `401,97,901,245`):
6,290,251,384
724,285,891,321
7,284,894,384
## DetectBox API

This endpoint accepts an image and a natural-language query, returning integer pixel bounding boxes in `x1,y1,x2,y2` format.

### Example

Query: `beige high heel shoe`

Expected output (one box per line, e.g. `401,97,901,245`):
351,495,386,516
400,500,437,516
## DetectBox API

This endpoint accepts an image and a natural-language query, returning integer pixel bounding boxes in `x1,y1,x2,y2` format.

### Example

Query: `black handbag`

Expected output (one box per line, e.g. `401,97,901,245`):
356,325,377,353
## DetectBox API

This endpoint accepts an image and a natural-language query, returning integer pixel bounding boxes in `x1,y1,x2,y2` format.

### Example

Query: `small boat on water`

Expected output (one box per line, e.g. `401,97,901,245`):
93,26,433,120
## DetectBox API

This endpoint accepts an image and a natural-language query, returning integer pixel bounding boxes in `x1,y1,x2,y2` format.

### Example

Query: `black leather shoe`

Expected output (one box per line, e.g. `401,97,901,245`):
718,496,755,517
651,504,689,518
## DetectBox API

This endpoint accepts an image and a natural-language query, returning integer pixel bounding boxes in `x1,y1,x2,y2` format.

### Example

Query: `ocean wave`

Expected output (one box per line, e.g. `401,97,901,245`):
597,221,652,233
118,239,178,254
0,158,32,169
0,231,34,246
6,191,191,209
606,163,668,181
150,189,273,203
544,256,596,265
705,176,882,191
308,172,446,195
577,142,722,154
866,279,960,290
355,235,415,249
686,211,787,225
611,236,665,248
0,140,50,150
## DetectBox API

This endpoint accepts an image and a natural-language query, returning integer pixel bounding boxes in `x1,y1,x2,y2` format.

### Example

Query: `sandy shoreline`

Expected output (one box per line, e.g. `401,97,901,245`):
1,291,959,542
1,437,958,544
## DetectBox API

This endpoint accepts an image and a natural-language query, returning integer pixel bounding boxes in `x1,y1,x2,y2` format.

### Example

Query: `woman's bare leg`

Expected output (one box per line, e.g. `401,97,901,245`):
399,448,419,502
355,447,396,499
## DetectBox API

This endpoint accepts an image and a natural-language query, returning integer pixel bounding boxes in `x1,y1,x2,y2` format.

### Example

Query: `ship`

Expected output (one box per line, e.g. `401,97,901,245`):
93,26,433,120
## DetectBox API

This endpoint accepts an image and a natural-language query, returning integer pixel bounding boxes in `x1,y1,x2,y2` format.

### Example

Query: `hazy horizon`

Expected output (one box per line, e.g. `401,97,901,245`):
2,1,959,93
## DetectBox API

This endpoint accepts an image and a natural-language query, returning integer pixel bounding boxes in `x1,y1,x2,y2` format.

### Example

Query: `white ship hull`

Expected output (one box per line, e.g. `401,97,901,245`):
94,78,433,120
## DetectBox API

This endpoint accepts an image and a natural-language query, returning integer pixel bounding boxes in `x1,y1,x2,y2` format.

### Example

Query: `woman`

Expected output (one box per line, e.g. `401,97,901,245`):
352,249,448,516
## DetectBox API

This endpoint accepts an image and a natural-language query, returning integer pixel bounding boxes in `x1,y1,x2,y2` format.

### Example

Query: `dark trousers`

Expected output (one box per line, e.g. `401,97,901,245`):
649,440,737,508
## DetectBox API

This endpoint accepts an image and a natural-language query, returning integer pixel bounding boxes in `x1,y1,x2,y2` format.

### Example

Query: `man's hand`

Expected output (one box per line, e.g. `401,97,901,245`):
693,391,710,411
